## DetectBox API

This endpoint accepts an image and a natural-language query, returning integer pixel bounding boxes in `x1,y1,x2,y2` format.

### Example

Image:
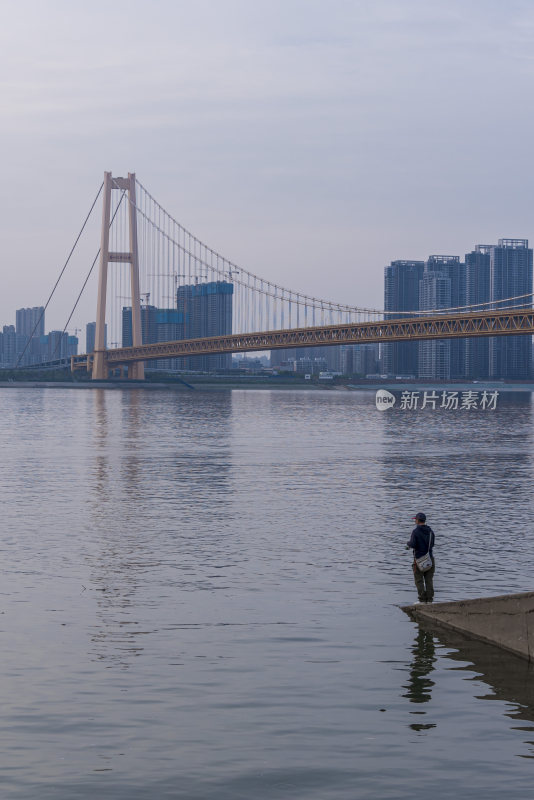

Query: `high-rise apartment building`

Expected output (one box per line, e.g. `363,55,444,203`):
418,264,453,379
16,307,44,339
489,239,532,380
122,304,159,348
382,260,424,376
418,255,466,379
152,309,184,371
1,325,16,368
465,245,491,379
44,331,78,360
122,305,184,371
15,307,45,366
120,281,233,373
177,281,233,371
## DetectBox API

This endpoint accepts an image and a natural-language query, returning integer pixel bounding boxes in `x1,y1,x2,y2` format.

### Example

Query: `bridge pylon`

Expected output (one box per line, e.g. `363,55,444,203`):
92,172,144,380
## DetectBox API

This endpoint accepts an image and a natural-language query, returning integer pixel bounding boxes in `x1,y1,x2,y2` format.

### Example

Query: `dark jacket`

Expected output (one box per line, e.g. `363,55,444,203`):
407,524,434,559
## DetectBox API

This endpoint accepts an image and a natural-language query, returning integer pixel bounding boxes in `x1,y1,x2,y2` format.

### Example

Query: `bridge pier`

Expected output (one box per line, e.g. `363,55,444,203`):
92,350,108,381
127,361,144,380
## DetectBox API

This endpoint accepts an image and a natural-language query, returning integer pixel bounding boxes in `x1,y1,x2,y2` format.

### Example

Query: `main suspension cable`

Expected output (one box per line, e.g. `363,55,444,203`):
16,182,104,367
133,180,534,319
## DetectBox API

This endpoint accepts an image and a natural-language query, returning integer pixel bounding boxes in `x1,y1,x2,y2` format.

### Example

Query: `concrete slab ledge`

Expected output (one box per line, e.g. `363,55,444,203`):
401,590,534,662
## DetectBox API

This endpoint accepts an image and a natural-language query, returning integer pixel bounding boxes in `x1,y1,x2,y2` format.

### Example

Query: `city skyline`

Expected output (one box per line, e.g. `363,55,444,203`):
2,227,533,369
0,305,78,369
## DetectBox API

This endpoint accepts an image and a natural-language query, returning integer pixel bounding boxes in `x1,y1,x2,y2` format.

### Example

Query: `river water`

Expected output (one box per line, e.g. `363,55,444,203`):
0,386,533,799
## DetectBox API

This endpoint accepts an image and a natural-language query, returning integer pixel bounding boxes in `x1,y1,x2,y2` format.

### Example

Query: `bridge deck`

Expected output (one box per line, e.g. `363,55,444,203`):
71,308,534,368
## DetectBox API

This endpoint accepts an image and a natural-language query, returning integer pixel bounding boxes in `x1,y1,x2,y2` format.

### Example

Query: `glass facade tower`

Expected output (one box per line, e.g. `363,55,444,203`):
489,239,532,380
382,260,424,376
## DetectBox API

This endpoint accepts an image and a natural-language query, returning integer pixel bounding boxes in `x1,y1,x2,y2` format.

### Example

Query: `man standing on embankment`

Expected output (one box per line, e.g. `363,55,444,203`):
407,512,435,604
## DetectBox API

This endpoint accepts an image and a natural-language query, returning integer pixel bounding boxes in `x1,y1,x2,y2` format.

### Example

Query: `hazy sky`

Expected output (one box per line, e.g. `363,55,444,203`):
2,0,534,333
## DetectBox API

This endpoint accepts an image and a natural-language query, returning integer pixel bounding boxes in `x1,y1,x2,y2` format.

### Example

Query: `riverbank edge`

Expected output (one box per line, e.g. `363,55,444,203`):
0,380,324,390
0,380,533,392
401,590,534,661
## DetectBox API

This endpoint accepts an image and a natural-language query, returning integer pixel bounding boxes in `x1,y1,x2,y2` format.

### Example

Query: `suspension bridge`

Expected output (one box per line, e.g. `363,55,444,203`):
23,172,534,380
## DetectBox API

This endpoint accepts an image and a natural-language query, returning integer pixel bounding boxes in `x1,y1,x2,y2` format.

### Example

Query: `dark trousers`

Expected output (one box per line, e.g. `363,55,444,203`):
412,559,435,602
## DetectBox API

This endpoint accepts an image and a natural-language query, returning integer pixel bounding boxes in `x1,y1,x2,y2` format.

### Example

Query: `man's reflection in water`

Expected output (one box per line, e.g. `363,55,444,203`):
404,622,534,755
423,623,534,757
403,629,437,731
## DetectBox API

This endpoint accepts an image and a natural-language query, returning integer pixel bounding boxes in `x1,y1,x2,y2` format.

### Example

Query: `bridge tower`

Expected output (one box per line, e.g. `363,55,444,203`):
92,172,144,380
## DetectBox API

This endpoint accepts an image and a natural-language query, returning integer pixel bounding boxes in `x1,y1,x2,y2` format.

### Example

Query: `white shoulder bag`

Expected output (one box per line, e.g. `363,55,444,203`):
415,532,433,573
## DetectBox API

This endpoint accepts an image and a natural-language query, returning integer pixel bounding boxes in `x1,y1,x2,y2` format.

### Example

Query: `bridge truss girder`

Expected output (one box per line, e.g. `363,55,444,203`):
71,308,534,372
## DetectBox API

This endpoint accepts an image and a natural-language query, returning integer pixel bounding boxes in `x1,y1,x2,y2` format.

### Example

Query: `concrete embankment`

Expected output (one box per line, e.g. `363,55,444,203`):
401,590,534,661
